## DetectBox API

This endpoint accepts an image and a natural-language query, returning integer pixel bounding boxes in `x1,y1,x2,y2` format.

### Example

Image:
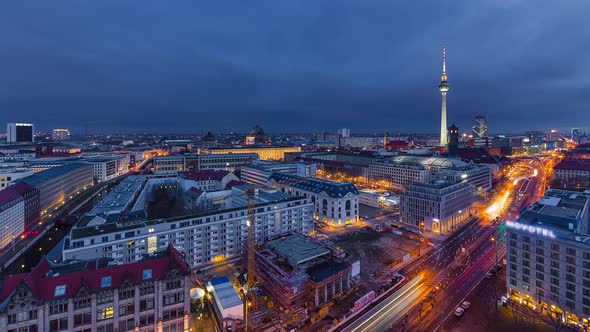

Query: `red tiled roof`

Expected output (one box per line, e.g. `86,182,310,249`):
554,159,590,171
0,246,188,303
9,182,36,195
0,186,22,207
225,180,245,189
179,170,230,181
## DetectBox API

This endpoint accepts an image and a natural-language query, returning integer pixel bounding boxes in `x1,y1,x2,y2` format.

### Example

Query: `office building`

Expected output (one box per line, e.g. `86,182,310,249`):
15,162,93,215
52,128,71,141
439,43,450,146
368,156,492,193
86,155,130,182
62,185,314,270
255,233,352,310
400,180,474,233
507,190,590,326
6,123,34,143
528,131,546,146
0,165,33,189
268,173,359,226
241,161,317,186
472,115,488,138
152,153,258,174
199,146,301,161
0,188,24,250
0,246,190,332
338,128,351,138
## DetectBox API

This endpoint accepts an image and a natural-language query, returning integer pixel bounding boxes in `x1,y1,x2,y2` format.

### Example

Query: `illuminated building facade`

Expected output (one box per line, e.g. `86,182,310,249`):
152,153,258,173
200,146,301,161
62,185,313,270
400,180,474,233
472,115,488,138
507,190,590,326
52,128,71,141
268,172,359,226
0,246,190,332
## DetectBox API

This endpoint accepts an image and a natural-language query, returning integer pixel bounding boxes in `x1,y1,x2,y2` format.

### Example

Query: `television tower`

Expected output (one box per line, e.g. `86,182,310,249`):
439,42,450,146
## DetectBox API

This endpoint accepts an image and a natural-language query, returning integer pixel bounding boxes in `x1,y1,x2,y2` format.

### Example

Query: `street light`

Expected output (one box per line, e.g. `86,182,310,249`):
491,237,498,266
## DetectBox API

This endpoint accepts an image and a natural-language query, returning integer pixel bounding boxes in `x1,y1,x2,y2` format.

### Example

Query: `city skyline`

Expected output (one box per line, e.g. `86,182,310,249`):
1,1,589,134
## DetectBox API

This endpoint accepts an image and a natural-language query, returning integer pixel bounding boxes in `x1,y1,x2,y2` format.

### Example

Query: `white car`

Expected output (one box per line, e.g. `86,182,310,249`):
454,307,465,317
461,301,471,309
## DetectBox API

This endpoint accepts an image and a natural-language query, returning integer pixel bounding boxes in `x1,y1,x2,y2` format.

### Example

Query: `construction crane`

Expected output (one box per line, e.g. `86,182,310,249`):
246,187,257,288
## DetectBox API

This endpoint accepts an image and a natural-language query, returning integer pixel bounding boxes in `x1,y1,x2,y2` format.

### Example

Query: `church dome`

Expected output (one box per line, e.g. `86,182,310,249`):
250,124,265,136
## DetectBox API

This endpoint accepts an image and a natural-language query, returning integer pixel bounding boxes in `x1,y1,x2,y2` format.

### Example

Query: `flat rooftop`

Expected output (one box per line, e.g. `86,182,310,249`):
266,234,330,266
15,162,90,186
513,189,590,243
88,176,145,215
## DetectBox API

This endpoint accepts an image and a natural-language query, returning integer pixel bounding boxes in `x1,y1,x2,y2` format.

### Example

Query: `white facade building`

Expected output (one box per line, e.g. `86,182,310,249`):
87,155,131,182
62,186,313,269
0,166,33,190
400,180,474,234
268,173,359,226
153,153,258,174
241,161,317,186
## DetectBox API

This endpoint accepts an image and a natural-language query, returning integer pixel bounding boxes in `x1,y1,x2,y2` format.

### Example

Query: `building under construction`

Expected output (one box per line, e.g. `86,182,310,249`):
255,233,351,311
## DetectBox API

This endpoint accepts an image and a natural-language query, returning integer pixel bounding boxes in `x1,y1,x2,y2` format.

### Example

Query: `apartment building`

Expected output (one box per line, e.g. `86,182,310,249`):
62,186,313,270
0,246,190,332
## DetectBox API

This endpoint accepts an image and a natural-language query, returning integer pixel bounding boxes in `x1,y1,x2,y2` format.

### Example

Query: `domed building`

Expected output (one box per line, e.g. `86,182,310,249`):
244,124,269,145
199,131,217,148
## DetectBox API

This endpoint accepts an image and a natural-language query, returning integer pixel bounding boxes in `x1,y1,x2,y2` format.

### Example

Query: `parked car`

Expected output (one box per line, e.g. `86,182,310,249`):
461,301,471,309
454,307,465,317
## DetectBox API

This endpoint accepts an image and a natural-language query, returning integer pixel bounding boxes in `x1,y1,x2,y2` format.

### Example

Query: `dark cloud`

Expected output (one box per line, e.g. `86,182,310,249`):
0,0,589,135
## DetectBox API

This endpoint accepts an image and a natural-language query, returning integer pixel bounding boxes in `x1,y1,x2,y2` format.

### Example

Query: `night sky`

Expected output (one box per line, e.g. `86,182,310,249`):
1,1,589,135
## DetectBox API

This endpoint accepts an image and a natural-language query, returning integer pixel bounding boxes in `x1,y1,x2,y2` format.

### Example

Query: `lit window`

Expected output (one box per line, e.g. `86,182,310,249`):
143,269,152,280
54,285,66,297
101,276,112,288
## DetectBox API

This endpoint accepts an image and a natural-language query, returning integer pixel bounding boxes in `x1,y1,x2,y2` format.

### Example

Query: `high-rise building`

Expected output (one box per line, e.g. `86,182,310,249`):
6,123,34,143
527,130,546,145
447,123,459,155
52,128,70,140
439,43,450,146
338,128,350,138
472,115,488,138
572,128,581,143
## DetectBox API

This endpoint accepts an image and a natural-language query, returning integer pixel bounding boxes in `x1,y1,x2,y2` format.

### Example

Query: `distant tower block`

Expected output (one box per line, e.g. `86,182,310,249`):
472,115,488,138
438,42,450,146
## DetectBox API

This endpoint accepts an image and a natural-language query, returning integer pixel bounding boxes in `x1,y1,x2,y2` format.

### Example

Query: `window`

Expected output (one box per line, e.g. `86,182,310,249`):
551,285,559,294
119,288,135,300
143,269,152,280
101,276,112,288
567,248,577,256
140,298,154,311
551,277,559,286
97,307,114,321
140,284,154,296
566,292,576,300
119,302,135,316
536,272,544,280
567,283,576,291
54,285,66,297
74,312,92,327
49,303,68,315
